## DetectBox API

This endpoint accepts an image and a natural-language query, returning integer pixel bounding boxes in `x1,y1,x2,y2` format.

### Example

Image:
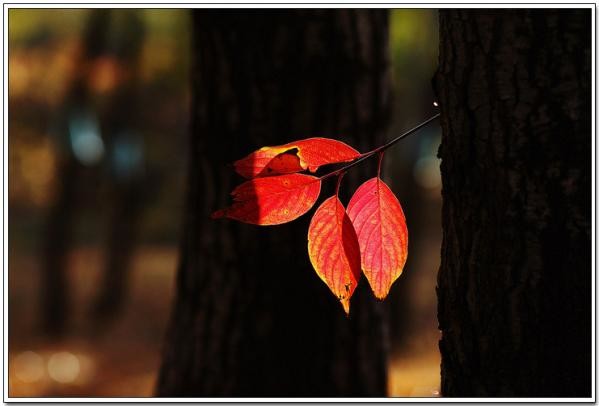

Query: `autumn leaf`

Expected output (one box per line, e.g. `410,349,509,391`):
347,177,408,299
261,152,303,176
211,173,321,225
234,138,360,179
308,196,361,314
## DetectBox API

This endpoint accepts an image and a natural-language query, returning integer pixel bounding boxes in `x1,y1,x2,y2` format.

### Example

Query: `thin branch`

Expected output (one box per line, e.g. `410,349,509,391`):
319,113,440,181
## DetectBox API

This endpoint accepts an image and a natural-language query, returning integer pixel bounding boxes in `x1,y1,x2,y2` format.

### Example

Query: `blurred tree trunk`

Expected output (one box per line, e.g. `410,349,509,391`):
43,10,148,334
157,10,391,396
42,9,111,336
436,10,591,396
91,10,146,325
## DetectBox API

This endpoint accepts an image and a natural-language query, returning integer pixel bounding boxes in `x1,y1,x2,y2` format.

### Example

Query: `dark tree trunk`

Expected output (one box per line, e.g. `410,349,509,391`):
436,10,591,397
43,10,148,334
157,10,391,396
41,9,111,336
91,10,146,325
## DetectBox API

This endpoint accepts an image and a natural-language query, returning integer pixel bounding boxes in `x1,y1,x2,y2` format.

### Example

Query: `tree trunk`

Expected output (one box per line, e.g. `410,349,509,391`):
157,10,391,396
91,10,146,325
436,10,591,397
41,9,111,336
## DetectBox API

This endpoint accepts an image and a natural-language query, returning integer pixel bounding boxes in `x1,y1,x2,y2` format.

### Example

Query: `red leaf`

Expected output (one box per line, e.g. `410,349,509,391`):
256,152,303,177
308,196,361,314
211,173,321,225
234,138,360,178
346,177,408,299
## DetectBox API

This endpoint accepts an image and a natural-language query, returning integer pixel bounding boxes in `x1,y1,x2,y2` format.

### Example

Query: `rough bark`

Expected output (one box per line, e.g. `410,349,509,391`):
157,10,391,396
436,10,591,397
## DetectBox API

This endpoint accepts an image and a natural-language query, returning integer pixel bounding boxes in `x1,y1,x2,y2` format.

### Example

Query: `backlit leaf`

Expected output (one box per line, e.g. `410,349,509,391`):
234,138,360,178
308,196,361,314
261,152,303,176
346,177,408,299
211,173,321,225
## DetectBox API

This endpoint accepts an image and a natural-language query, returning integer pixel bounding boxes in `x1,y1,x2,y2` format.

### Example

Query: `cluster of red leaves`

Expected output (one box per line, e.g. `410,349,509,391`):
212,138,408,314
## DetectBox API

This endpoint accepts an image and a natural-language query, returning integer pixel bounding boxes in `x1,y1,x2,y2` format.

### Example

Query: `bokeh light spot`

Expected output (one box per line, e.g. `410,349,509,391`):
413,157,441,190
47,352,80,384
69,113,105,166
13,351,45,383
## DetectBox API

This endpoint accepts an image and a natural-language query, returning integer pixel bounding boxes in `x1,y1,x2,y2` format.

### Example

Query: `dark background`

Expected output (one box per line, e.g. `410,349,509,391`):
8,9,441,396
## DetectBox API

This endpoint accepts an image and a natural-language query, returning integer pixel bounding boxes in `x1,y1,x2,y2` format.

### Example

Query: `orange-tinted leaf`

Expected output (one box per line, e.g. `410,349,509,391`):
307,196,361,314
260,151,303,176
346,177,408,299
211,173,321,225
234,138,360,178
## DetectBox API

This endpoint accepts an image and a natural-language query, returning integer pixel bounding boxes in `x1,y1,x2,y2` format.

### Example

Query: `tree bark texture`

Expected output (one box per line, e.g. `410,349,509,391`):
436,10,591,397
157,10,392,396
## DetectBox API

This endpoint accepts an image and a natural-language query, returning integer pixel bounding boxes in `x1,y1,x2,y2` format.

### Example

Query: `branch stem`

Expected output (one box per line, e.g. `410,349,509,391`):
319,113,440,181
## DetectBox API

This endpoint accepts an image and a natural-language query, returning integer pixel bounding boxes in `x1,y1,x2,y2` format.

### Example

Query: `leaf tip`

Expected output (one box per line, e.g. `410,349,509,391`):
373,287,390,301
341,298,350,315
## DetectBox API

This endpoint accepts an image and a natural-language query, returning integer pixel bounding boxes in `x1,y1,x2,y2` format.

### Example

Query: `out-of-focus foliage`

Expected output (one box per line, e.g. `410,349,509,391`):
10,9,88,44
388,10,441,195
390,10,438,119
9,9,192,398
9,9,190,243
386,9,442,398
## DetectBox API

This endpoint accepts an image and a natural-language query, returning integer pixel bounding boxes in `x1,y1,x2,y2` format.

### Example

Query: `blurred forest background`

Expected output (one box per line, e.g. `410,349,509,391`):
8,9,440,397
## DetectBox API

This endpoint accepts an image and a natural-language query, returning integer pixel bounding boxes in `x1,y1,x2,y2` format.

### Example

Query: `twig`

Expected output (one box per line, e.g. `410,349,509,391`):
319,113,440,181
